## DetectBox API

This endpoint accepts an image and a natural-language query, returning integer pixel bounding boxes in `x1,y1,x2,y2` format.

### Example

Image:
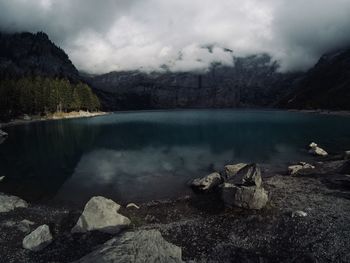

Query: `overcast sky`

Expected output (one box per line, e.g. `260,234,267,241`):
1,0,350,74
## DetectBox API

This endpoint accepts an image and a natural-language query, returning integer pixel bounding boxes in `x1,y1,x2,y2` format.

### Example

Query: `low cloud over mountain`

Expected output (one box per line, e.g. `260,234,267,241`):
1,0,350,73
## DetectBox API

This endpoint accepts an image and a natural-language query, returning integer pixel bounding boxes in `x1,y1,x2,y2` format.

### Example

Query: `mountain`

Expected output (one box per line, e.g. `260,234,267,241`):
86,54,301,111
279,48,350,110
0,32,79,80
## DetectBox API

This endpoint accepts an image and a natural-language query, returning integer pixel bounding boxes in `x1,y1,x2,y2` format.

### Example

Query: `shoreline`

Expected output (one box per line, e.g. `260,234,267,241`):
0,111,108,128
1,156,350,262
288,108,350,116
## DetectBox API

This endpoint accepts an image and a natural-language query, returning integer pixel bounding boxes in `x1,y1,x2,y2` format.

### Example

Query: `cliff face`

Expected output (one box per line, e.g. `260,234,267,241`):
0,32,79,80
88,54,300,111
279,48,350,110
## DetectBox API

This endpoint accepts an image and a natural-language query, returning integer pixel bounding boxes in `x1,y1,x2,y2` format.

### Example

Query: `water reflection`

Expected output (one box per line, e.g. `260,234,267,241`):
1,110,350,206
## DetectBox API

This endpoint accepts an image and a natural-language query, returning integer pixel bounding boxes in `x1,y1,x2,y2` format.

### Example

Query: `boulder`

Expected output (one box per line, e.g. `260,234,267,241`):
22,224,53,251
227,163,262,188
0,176,5,182
288,162,315,175
191,172,223,192
344,151,350,160
72,196,131,234
308,142,328,156
224,163,247,178
222,183,268,210
74,230,184,263
3,219,35,233
0,193,28,213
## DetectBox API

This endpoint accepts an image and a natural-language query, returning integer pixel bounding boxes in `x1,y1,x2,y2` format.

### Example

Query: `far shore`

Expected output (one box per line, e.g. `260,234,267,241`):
0,111,108,128
288,108,350,116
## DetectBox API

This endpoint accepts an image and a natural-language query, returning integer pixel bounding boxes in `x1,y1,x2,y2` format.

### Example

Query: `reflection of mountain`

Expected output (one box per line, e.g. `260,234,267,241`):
0,119,100,202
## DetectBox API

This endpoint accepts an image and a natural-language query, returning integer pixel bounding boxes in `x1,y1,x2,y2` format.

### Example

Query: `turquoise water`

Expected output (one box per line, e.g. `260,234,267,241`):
1,109,350,206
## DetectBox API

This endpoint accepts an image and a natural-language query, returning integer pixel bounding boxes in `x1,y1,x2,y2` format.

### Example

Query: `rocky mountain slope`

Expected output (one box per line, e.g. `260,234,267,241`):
87,54,300,111
0,32,79,81
279,48,350,110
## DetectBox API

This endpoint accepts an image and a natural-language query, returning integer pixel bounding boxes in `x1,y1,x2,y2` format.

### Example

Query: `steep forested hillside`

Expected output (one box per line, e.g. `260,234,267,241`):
0,32,100,121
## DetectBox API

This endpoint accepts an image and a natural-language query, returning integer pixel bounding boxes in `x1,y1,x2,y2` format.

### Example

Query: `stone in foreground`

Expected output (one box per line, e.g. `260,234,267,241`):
288,162,315,175
0,193,28,213
292,210,308,218
22,224,53,251
74,230,184,263
309,142,328,156
191,172,223,192
224,163,247,178
227,163,262,188
72,196,130,234
222,183,268,210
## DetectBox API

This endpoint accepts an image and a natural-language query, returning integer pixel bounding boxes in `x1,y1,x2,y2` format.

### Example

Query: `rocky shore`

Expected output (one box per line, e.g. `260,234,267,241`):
1,144,350,262
0,111,107,128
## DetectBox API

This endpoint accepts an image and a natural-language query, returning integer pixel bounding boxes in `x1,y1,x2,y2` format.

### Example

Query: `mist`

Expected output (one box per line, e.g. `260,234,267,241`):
0,0,350,73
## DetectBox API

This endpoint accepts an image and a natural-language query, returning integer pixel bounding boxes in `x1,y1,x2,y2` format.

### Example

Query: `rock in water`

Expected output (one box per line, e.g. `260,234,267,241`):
22,225,53,251
74,230,184,263
191,172,223,192
0,193,28,213
222,183,268,210
0,176,5,182
227,163,262,188
344,151,350,160
309,142,328,156
71,196,130,234
288,162,315,175
224,163,247,178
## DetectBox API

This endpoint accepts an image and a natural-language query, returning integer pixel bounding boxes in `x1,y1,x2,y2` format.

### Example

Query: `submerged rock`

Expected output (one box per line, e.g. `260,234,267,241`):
22,224,53,251
74,230,184,263
227,163,262,188
0,176,5,182
191,172,223,192
224,163,247,178
309,142,328,156
288,162,315,175
0,193,28,213
72,196,130,234
344,151,350,160
0,129,8,137
222,183,268,210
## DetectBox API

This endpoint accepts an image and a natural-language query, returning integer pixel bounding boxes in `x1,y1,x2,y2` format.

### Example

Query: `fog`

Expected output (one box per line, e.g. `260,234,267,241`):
1,0,350,73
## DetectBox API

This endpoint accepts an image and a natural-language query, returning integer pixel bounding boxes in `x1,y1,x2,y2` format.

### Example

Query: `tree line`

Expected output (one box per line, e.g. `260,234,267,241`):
0,77,100,120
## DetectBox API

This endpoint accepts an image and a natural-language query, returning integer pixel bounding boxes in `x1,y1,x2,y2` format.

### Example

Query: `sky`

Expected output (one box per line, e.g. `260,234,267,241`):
0,0,350,74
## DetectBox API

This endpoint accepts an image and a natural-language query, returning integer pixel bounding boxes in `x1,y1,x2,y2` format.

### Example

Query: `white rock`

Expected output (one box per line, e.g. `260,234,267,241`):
292,210,308,218
23,224,53,251
191,172,223,192
126,203,140,209
0,176,5,182
308,142,328,156
224,163,247,178
72,196,131,234
0,193,28,213
288,162,315,175
74,230,184,263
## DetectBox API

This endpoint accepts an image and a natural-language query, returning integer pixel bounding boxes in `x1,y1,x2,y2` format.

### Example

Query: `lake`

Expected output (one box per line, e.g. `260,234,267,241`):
1,109,350,206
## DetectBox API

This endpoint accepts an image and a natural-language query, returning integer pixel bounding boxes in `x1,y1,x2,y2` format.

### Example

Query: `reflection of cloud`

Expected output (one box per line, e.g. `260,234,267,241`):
56,146,235,204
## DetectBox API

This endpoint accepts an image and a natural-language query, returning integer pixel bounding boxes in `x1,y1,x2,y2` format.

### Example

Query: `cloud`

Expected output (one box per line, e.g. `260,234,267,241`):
1,0,350,73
